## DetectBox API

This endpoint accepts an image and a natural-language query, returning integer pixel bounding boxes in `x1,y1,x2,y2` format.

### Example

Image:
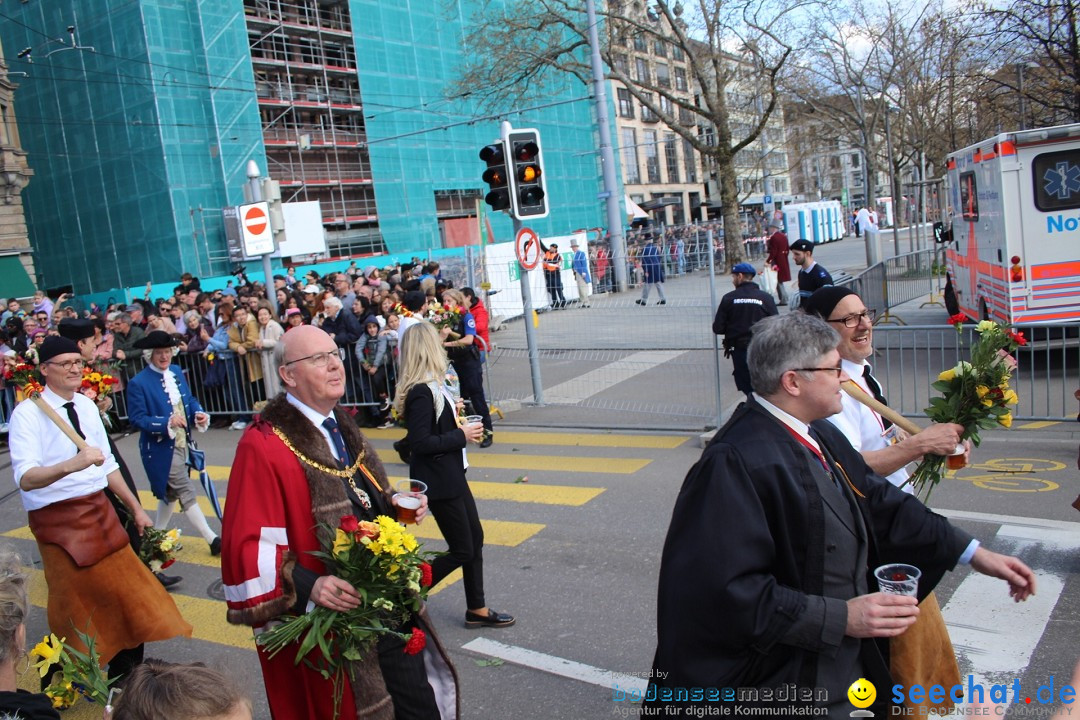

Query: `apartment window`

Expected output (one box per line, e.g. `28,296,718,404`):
851,153,861,168
672,44,684,61
683,139,697,183
617,88,635,118
656,63,670,88
0,103,8,145
633,34,647,52
644,130,661,183
641,94,658,122
614,53,630,75
665,134,680,184
654,39,667,57
678,106,694,125
622,128,641,184
659,95,673,116
773,178,788,193
635,57,650,84
674,66,687,91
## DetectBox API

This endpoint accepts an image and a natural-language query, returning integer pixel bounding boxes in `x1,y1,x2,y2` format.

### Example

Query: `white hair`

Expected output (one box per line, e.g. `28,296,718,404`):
323,296,343,311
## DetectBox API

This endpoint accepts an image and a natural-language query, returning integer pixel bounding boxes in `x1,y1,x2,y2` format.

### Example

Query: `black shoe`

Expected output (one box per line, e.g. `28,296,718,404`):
155,572,182,590
479,434,493,449
210,537,222,556
465,608,515,628
657,300,667,305
635,299,646,306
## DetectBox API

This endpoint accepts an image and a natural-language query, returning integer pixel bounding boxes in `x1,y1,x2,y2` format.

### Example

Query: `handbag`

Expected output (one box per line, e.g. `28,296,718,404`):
204,357,226,387
759,266,778,297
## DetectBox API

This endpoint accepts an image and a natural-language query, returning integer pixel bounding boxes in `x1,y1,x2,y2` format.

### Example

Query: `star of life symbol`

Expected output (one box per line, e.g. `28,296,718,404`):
1044,161,1080,200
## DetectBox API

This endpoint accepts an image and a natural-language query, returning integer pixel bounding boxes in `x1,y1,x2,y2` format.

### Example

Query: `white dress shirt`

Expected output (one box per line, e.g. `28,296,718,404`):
285,392,342,462
10,386,119,511
827,358,912,492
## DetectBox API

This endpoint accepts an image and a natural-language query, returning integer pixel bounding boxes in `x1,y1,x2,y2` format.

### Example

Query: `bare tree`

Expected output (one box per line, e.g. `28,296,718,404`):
452,0,811,267
976,0,1080,127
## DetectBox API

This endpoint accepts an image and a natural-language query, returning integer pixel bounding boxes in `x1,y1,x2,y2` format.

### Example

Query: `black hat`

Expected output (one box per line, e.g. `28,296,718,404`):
57,318,95,341
802,286,857,321
133,330,180,350
403,290,426,312
789,239,814,253
38,336,81,364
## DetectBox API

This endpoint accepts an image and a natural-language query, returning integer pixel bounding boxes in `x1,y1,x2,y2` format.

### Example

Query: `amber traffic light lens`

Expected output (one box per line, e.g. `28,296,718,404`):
518,165,541,183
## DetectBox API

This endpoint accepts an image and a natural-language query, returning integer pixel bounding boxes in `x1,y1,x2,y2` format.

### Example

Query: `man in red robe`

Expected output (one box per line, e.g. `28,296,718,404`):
222,326,458,720
765,222,791,306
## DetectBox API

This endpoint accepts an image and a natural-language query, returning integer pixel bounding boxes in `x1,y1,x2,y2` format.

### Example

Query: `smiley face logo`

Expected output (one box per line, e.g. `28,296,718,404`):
847,678,876,709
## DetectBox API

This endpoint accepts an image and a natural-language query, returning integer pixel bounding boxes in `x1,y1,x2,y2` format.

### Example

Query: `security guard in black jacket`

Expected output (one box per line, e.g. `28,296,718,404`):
712,262,778,396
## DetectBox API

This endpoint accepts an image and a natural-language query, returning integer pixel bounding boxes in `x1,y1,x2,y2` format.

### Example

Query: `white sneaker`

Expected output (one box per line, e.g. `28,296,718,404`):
229,420,248,431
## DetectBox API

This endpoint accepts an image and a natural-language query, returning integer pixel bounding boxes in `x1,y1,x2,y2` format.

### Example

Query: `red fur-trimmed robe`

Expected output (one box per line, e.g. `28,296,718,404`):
222,394,459,720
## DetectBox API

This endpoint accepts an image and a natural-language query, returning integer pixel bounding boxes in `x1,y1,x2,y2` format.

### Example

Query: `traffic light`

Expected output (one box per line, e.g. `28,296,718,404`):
505,128,549,220
479,142,510,211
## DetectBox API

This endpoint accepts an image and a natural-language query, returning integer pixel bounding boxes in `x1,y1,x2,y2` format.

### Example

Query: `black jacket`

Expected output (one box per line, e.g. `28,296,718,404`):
404,384,469,501
712,281,778,349
649,400,971,709
320,309,361,348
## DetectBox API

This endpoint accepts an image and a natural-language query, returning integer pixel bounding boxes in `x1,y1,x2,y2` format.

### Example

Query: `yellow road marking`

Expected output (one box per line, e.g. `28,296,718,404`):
413,519,544,548
362,427,688,448
1017,421,1061,429
467,454,648,473
23,567,254,649
385,477,603,506
3,526,224,569
429,568,461,596
467,480,603,506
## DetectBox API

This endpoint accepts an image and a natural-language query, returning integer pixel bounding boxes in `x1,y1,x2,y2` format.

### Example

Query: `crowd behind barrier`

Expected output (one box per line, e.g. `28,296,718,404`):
0,230,1074,432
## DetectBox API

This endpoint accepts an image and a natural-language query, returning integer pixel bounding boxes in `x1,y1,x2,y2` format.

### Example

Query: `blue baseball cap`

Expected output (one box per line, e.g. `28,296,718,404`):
731,262,756,276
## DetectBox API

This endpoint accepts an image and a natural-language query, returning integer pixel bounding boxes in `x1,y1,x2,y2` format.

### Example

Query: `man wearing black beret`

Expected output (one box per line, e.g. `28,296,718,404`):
790,239,834,304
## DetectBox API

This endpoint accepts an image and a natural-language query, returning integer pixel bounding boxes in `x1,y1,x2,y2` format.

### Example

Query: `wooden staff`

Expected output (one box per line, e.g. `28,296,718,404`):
840,380,923,436
28,394,105,465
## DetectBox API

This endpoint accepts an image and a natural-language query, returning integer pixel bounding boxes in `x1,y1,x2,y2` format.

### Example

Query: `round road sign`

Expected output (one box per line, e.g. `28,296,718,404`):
515,227,541,271
244,205,268,237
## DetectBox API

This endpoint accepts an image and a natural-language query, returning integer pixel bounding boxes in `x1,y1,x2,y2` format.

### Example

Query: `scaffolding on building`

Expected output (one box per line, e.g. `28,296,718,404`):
244,0,385,256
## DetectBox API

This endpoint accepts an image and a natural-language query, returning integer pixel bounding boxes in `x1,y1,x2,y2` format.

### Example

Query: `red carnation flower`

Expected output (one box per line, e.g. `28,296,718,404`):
161,559,175,569
403,627,426,655
1008,330,1027,346
419,562,433,588
948,313,967,327
339,515,359,533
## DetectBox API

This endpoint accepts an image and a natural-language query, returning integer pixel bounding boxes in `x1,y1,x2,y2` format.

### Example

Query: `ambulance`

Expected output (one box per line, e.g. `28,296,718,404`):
945,123,1080,323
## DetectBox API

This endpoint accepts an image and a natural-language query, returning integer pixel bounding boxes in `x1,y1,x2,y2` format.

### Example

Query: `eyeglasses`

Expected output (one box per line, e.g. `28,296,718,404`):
282,350,342,368
827,309,876,328
793,366,843,378
47,359,86,372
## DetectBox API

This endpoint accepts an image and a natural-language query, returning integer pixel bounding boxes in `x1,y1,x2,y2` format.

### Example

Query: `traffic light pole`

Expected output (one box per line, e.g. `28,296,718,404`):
586,0,628,293
512,213,545,405
244,161,279,316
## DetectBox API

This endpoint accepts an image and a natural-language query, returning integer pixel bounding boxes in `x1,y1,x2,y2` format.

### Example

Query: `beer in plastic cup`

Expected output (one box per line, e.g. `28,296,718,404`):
874,563,921,596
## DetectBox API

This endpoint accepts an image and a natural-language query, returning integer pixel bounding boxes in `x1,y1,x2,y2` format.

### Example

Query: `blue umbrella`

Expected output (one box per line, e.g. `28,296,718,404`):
186,441,223,521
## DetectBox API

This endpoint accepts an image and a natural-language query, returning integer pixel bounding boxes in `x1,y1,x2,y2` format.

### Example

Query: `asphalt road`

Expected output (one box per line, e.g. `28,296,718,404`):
1,415,1078,719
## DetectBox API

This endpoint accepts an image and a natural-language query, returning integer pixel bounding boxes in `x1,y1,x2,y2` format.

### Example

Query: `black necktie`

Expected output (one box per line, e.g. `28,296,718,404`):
323,417,350,468
63,402,86,440
862,366,893,430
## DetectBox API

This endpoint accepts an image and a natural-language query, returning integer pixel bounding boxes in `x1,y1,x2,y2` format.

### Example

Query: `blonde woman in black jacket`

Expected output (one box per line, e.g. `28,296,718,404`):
393,321,515,628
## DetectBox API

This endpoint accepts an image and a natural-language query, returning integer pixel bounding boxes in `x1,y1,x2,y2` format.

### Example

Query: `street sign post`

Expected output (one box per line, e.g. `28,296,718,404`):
239,201,274,257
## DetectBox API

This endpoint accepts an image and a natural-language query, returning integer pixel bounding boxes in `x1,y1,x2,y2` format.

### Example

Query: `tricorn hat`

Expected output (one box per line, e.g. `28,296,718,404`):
133,330,180,350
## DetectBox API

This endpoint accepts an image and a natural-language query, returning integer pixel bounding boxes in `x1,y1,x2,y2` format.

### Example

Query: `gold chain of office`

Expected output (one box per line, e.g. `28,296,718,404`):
271,427,384,493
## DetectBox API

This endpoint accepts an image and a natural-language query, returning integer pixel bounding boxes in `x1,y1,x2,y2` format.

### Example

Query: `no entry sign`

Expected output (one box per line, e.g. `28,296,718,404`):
239,201,273,256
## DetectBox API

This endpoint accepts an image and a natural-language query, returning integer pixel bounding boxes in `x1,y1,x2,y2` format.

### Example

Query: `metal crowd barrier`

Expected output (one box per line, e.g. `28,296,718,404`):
113,344,397,422
837,249,936,325
872,324,1079,421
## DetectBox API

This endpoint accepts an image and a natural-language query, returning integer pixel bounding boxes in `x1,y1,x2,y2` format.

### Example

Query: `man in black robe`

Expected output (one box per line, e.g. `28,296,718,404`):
647,312,1036,716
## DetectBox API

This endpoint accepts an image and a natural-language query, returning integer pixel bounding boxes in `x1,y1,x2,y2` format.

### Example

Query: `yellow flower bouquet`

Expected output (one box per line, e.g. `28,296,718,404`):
257,514,437,718
30,630,114,709
907,319,1025,498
